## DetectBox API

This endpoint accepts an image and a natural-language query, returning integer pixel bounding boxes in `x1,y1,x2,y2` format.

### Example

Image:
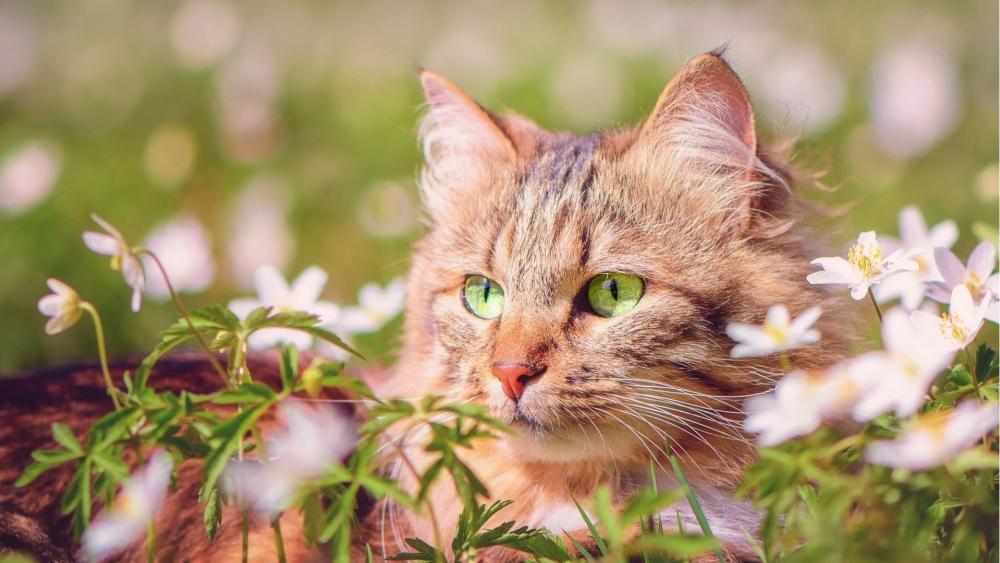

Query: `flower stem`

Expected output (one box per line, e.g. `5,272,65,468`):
146,520,155,563
138,249,229,385
272,518,287,563
867,289,883,323
80,302,121,410
778,352,793,373
241,510,250,563
396,443,444,559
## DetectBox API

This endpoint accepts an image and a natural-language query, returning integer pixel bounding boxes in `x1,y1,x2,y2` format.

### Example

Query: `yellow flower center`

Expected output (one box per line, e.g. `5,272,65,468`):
763,321,788,344
903,359,920,378
912,409,950,443
939,313,968,344
848,242,883,279
963,272,985,300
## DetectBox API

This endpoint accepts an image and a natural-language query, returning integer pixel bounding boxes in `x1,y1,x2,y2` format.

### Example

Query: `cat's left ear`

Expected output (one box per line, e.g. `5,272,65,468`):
637,52,784,236
418,70,522,218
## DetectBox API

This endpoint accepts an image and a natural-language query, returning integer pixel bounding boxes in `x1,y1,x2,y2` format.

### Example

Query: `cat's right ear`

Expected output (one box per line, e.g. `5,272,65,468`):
418,70,517,216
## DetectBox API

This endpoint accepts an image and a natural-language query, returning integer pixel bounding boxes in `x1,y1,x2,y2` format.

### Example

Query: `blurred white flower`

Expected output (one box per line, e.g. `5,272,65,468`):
870,40,959,159
726,305,821,359
910,285,989,351
37,278,83,335
928,242,999,323
227,176,293,289
225,401,355,518
874,207,958,310
83,214,145,312
849,309,955,422
228,265,340,351
807,231,921,300
216,41,282,164
82,450,173,561
0,140,60,214
337,278,406,335
867,401,999,470
169,0,241,69
744,365,858,446
142,214,215,299
143,124,197,188
750,43,845,134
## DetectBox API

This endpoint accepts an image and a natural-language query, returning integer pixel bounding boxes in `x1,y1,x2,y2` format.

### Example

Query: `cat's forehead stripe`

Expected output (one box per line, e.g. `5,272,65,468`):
529,134,600,189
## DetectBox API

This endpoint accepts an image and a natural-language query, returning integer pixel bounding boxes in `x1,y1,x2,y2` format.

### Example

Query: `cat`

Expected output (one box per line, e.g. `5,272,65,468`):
0,50,849,562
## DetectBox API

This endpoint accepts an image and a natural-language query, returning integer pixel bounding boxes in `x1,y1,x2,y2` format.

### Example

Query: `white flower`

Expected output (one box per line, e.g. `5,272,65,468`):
82,450,173,561
726,305,822,359
744,364,859,446
0,140,61,214
873,207,958,310
225,402,355,518
337,278,406,335
142,214,216,299
807,231,921,300
910,285,988,351
928,242,999,323
37,278,84,335
849,309,955,422
867,401,999,470
82,213,145,312
228,265,340,351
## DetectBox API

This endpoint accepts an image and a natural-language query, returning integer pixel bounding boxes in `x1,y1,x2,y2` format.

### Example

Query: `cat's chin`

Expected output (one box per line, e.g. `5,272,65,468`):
499,420,637,464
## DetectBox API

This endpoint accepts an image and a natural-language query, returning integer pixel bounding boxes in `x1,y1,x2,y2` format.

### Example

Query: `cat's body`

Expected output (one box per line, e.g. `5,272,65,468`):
1,51,849,562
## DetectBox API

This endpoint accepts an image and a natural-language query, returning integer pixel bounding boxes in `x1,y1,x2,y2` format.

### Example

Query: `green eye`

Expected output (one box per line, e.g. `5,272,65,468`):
586,273,644,317
462,275,505,319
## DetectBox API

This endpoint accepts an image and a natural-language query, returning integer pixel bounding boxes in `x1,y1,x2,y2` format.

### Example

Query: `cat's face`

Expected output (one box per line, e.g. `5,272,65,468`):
401,54,846,465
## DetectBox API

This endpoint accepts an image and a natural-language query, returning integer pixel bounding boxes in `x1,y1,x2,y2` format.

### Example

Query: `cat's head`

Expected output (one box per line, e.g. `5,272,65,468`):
400,52,847,468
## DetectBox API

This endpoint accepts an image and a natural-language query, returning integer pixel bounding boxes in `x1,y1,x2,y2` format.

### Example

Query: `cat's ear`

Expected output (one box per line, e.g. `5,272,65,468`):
418,70,517,215
636,52,784,236
641,51,757,169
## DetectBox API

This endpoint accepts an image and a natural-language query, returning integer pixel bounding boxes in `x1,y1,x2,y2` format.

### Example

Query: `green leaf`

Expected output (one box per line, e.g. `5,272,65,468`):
280,346,298,392
975,343,998,383
31,448,82,464
91,451,129,482
626,534,720,559
200,404,269,500
564,532,597,563
204,487,222,540
571,494,608,556
243,306,273,331
294,326,365,360
51,423,83,454
15,461,56,487
667,448,725,563
206,382,276,405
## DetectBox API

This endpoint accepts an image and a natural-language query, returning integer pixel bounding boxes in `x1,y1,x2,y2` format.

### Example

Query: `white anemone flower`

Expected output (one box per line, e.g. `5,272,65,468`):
873,207,958,310
228,265,341,351
726,305,822,359
82,450,173,561
910,285,989,351
37,278,84,335
337,278,406,335
82,213,145,312
867,401,999,470
928,242,999,323
807,231,921,300
848,309,955,422
225,401,356,518
744,364,859,446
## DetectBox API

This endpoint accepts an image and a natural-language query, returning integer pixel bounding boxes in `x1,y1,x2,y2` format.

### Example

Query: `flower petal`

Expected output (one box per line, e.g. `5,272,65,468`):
967,241,997,280
290,266,329,308
934,248,966,287
38,294,62,316
765,305,790,329
927,219,959,249
83,232,120,255
789,306,822,335
254,265,290,306
228,298,261,319
897,207,927,246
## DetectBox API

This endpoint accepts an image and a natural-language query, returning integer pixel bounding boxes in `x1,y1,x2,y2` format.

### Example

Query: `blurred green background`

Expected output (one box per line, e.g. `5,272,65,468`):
1,0,997,372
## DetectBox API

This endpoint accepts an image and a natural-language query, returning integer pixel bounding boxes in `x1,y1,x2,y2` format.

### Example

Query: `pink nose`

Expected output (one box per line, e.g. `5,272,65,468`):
491,361,545,401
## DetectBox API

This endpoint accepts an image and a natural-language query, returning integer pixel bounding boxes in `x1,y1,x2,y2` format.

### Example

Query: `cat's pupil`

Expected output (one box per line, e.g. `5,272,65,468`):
481,279,491,301
605,278,618,301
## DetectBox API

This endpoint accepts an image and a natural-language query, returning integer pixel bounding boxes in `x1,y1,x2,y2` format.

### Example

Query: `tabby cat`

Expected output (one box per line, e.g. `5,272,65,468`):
0,51,848,562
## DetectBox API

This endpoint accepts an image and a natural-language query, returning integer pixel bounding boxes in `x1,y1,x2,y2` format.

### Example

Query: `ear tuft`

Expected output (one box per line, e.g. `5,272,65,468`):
417,70,517,218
